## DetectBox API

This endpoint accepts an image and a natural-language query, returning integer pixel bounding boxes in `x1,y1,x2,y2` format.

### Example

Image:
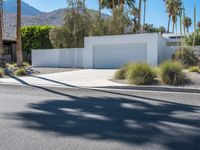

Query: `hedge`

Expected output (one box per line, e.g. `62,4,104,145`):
21,25,53,62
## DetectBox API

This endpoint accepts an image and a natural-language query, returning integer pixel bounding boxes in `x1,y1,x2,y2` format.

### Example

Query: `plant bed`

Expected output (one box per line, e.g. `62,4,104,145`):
0,62,33,77
112,62,199,88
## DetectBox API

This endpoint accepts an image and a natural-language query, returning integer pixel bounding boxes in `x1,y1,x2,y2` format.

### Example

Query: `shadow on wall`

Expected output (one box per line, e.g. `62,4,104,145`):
8,89,200,150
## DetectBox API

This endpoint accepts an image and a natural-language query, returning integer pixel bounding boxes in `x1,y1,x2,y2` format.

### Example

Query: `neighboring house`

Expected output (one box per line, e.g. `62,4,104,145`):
2,39,16,62
162,33,185,46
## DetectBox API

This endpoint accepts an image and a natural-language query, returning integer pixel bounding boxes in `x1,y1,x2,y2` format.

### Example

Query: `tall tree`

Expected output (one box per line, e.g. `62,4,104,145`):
138,0,142,30
0,0,3,66
143,0,147,25
171,0,183,33
164,0,173,33
183,16,192,33
16,0,23,66
101,0,135,10
194,0,196,30
198,21,200,29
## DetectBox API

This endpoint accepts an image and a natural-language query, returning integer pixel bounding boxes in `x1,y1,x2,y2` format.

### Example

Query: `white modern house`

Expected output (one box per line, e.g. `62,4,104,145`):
32,33,180,69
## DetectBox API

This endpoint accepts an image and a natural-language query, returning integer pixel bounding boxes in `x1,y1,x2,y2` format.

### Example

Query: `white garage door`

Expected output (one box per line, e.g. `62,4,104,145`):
93,43,147,69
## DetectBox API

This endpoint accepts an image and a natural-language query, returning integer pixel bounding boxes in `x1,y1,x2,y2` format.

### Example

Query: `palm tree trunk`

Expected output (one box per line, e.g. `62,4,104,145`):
143,0,146,25
138,0,142,30
16,0,23,66
172,22,175,33
194,0,196,31
99,0,101,19
183,11,186,35
167,15,171,33
0,0,3,60
180,13,182,36
83,0,85,12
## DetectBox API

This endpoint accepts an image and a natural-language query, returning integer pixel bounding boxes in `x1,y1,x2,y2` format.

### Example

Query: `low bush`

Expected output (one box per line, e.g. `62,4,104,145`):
127,63,155,85
173,47,199,67
160,61,185,86
114,64,130,80
114,68,127,80
0,68,4,77
189,66,199,72
15,68,27,76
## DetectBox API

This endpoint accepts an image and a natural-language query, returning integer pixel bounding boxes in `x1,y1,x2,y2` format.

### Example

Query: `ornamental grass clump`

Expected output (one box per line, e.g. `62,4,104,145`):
160,61,185,86
189,66,199,72
114,64,130,80
0,68,4,78
173,47,199,67
15,68,27,76
127,63,156,85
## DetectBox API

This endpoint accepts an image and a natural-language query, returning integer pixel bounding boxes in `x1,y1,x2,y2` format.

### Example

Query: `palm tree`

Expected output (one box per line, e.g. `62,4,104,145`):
0,0,3,66
101,0,135,10
164,0,173,33
143,0,147,25
194,0,196,30
138,0,142,30
16,0,23,66
183,17,192,33
132,7,139,33
83,0,85,12
171,0,183,33
198,21,200,29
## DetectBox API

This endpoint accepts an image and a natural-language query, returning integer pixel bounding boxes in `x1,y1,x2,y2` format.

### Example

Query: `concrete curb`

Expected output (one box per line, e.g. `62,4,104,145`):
1,81,200,94
94,86,200,94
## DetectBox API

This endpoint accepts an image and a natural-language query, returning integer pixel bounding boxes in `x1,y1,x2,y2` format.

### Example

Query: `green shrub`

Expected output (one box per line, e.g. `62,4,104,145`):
173,47,199,67
21,25,53,62
114,68,126,80
114,64,130,80
184,29,200,46
160,61,185,86
0,68,4,77
127,63,155,85
15,68,27,76
189,66,199,72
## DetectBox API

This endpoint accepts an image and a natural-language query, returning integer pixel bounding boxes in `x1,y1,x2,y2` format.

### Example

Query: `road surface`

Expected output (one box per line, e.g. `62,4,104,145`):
0,85,200,150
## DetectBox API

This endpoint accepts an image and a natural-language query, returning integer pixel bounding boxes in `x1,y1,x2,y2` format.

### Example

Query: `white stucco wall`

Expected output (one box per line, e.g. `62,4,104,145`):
157,35,167,64
84,33,159,68
32,48,83,68
32,33,185,69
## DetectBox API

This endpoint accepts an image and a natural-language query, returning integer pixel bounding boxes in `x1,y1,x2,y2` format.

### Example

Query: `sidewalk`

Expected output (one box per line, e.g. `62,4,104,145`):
0,69,200,93
0,69,124,88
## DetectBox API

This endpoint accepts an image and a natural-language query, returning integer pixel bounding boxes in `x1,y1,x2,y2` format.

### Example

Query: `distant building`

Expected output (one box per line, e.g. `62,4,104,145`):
2,39,16,62
162,33,185,46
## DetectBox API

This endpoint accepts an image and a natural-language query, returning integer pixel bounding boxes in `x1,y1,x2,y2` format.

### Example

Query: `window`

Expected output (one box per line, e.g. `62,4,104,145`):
3,44,12,55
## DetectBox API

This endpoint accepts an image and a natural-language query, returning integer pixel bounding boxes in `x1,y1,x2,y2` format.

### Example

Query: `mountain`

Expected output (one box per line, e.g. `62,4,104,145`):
3,0,42,16
3,8,110,40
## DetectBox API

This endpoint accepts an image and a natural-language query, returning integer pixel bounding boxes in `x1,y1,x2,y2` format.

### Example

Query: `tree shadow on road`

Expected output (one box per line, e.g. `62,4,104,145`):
9,93,200,150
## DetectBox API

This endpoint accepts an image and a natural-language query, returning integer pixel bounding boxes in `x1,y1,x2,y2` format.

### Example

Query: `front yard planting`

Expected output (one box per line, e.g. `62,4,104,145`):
160,61,186,86
126,63,156,85
0,62,33,77
114,61,188,86
0,68,4,78
188,66,200,73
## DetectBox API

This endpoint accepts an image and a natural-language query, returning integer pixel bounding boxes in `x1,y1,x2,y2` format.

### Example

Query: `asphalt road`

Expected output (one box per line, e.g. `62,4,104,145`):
0,85,200,150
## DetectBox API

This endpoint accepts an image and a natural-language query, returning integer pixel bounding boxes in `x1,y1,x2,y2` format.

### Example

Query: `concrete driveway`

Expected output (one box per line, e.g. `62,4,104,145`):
0,69,124,88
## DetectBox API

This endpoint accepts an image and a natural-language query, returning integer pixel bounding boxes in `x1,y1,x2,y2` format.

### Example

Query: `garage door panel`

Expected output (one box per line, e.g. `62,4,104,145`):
93,43,147,69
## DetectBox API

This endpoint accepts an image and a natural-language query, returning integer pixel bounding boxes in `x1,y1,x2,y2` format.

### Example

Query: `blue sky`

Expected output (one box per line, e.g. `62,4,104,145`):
23,0,199,32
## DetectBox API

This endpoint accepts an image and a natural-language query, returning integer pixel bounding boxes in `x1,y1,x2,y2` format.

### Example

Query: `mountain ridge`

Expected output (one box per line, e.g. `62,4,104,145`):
3,0,42,16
